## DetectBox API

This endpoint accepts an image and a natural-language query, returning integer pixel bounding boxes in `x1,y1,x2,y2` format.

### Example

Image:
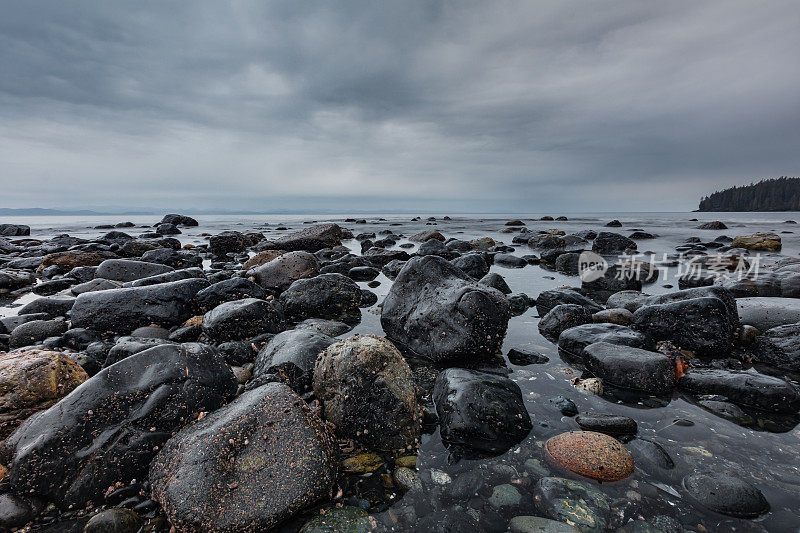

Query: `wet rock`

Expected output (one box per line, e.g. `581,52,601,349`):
592,232,636,255
381,255,510,364
242,250,286,270
95,259,174,282
39,251,109,273
581,264,643,302
450,253,490,279
697,221,728,230
544,431,634,482
32,277,75,295
575,414,638,436
539,304,593,342
489,483,522,509
0,493,44,529
554,252,581,275
534,477,610,532
252,251,320,292
313,335,420,451
161,213,198,227
105,336,175,366
253,329,335,392
202,298,286,341
583,342,675,395
626,438,674,471
632,294,737,357
494,253,528,268
84,509,142,533
342,451,384,474
410,230,445,242
606,291,650,312
0,271,34,292
140,248,202,270
270,223,347,252
536,289,603,316
0,350,88,440
156,222,181,235
470,237,496,250
71,278,121,295
754,322,800,371
71,278,209,333
348,265,379,281
605,220,622,227
558,324,653,364
394,466,422,492
682,471,769,518
592,308,633,325
209,230,249,256
731,232,781,252
550,396,578,416
18,295,76,319
479,272,511,294
6,343,236,509
433,368,531,455
280,273,362,320
150,382,338,532
0,224,30,236
296,318,351,337
678,369,800,414
506,220,526,226
737,297,800,330
381,259,406,280
8,318,68,348
507,348,549,365
196,277,268,311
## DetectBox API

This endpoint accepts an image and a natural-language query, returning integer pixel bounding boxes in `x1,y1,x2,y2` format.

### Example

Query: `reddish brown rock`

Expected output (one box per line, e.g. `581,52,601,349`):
544,431,634,482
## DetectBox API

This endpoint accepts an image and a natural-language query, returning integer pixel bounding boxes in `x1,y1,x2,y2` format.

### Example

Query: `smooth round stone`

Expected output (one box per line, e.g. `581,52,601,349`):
545,431,634,482
84,509,142,533
509,515,577,533
626,439,674,471
342,452,384,474
394,467,422,492
489,483,522,509
535,476,610,532
576,414,637,436
682,471,769,518
737,297,800,330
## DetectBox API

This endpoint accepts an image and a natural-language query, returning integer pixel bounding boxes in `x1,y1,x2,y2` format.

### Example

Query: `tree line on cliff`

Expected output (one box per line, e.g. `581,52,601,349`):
698,177,800,211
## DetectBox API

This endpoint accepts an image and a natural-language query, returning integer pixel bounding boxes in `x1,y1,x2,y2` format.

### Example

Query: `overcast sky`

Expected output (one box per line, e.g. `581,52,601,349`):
1,1,798,213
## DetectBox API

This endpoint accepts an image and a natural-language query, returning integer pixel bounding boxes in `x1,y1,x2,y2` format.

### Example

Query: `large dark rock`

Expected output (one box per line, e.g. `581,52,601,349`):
271,223,346,252
150,383,338,532
161,214,198,227
538,304,593,342
141,248,202,270
209,231,248,256
313,335,420,451
123,266,204,287
583,342,675,395
105,336,176,367
558,324,653,364
381,255,510,364
71,278,209,333
0,224,30,236
95,259,174,282
581,264,643,302
683,471,769,518
6,343,236,510
252,251,320,292
279,273,362,320
678,369,800,414
536,289,603,316
633,294,737,357
8,319,67,349
450,253,490,279
252,329,335,392
202,298,285,341
591,232,636,255
433,368,531,455
195,277,268,311
754,322,800,371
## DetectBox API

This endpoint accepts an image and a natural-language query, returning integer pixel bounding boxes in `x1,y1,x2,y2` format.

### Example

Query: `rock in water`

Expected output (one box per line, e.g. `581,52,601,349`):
6,343,236,509
280,273,362,320
534,477,610,532
433,368,532,455
271,223,346,252
150,383,338,532
544,431,634,482
754,322,800,372
313,335,420,451
682,471,769,518
381,255,511,364
583,342,675,395
84,509,142,533
0,350,88,440
538,304,593,342
70,278,210,334
252,251,320,292
678,368,800,414
731,232,781,251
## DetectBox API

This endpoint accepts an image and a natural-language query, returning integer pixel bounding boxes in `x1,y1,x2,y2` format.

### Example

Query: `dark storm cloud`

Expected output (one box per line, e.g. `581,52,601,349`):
1,0,798,211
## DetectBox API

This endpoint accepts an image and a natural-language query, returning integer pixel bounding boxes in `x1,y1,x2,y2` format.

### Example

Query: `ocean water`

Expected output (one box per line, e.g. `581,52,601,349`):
2,211,799,531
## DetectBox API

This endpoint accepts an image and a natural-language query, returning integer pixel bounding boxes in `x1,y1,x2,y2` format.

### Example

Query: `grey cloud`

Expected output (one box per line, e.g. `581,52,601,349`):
0,0,798,211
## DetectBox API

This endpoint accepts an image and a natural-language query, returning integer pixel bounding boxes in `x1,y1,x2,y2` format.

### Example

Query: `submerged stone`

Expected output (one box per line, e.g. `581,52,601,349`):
544,431,634,482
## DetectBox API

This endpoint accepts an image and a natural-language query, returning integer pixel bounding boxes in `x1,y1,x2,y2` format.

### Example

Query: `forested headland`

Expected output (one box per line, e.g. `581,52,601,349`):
698,177,800,211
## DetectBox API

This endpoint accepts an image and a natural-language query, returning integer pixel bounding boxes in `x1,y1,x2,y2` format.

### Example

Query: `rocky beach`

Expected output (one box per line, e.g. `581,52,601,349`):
0,213,797,532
